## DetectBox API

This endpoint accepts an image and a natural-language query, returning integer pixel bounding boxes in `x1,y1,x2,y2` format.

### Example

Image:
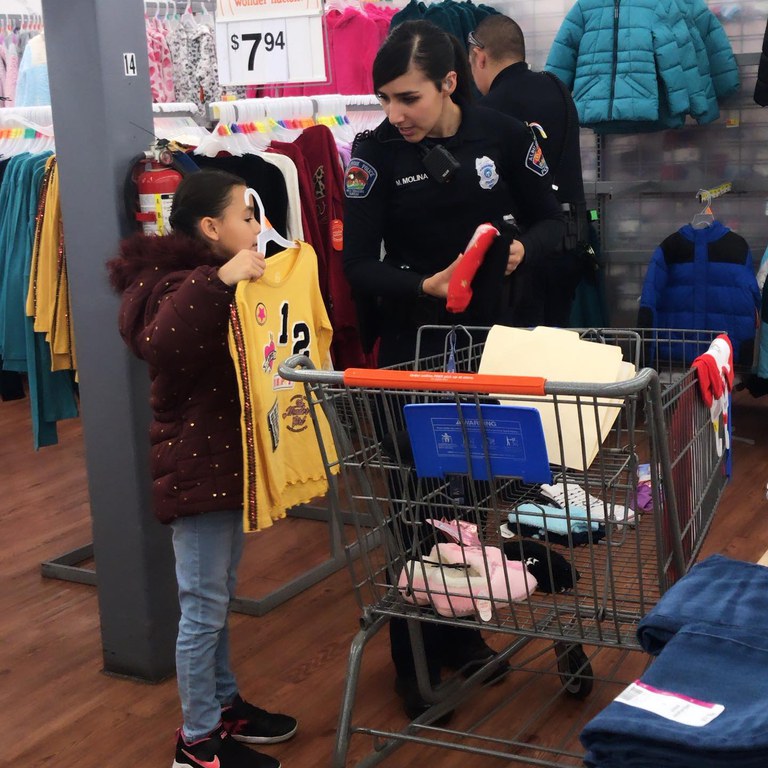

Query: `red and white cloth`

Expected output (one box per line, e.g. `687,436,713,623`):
691,334,733,456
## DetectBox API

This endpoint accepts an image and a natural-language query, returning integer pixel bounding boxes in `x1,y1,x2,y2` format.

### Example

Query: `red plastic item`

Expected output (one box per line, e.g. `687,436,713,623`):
446,223,500,313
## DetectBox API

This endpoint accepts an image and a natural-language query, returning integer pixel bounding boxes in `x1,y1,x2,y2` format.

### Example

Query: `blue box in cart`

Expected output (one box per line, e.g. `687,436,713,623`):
403,403,552,484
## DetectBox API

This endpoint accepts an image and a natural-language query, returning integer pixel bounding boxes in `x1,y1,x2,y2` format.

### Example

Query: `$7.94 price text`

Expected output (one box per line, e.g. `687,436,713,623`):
230,30,286,71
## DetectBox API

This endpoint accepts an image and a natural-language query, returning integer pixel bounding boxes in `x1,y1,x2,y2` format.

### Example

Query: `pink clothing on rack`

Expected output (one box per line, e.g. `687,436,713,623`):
303,7,380,96
4,38,19,109
364,3,396,43
0,42,7,103
146,18,174,103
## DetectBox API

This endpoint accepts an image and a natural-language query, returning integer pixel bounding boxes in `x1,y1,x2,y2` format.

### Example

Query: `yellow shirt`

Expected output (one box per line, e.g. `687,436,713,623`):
26,155,77,373
228,242,338,532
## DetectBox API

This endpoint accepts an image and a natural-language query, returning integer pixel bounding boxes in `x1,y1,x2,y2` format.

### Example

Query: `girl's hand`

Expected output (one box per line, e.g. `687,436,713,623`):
421,254,462,299
505,240,525,275
217,249,266,286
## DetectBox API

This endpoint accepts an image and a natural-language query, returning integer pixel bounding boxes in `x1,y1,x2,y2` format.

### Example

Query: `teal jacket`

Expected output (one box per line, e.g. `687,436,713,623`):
546,0,738,132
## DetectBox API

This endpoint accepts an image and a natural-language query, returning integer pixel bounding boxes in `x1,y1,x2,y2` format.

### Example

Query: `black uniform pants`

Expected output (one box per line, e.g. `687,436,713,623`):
505,247,584,328
377,328,487,683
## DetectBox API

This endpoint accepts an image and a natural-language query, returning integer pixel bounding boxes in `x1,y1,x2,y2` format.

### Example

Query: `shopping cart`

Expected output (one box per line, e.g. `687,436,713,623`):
278,327,729,767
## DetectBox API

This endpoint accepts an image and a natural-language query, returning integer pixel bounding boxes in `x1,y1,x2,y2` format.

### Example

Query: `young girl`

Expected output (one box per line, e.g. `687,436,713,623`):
108,170,297,768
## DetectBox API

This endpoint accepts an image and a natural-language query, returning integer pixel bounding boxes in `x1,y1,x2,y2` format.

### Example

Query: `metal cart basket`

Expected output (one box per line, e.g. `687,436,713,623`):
278,327,729,767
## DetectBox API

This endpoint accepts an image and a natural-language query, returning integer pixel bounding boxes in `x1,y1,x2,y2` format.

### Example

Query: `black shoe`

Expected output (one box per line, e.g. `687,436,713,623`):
172,723,280,768
221,694,298,745
394,676,454,724
441,639,510,683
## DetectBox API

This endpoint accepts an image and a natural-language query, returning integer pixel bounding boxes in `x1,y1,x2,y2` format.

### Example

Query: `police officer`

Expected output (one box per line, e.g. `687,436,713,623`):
342,19,564,720
469,14,588,327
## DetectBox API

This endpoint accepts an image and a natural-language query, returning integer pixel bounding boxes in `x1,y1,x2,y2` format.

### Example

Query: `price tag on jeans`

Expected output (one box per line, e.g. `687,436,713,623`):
216,14,326,86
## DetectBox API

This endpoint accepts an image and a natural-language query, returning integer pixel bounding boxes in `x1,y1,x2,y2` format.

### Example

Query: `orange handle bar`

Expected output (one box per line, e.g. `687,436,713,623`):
342,368,547,396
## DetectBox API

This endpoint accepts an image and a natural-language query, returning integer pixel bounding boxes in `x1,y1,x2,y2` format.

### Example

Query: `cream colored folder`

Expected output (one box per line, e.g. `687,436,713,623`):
478,326,635,470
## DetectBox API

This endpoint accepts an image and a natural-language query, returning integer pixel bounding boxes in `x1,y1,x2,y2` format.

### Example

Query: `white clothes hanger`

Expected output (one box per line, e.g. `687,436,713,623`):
245,187,297,253
181,0,197,30
199,2,215,27
691,190,715,229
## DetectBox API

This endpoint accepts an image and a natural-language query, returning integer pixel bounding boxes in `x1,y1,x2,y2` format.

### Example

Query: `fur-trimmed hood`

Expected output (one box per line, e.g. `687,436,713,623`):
107,232,218,294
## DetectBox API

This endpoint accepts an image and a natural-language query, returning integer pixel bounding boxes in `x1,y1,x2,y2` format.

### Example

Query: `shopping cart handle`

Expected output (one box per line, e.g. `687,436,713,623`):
343,368,547,396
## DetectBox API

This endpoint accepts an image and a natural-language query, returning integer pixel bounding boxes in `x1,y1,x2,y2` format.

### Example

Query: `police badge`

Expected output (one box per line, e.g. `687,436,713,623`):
475,155,499,190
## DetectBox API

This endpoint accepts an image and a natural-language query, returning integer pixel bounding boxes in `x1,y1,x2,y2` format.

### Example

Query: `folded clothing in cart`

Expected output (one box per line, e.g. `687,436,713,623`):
540,481,636,526
507,503,606,546
637,554,768,655
582,622,768,767
397,543,537,621
502,539,580,593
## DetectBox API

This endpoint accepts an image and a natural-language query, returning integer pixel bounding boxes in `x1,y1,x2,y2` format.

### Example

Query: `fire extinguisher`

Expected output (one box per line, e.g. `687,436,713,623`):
135,161,182,236
125,140,189,236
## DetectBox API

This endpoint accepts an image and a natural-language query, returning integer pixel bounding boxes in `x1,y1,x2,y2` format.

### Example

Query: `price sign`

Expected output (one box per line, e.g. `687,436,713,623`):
216,12,326,86
226,20,289,84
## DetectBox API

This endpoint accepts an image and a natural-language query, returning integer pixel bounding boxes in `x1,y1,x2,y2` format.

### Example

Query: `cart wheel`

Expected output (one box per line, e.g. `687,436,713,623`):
554,642,593,699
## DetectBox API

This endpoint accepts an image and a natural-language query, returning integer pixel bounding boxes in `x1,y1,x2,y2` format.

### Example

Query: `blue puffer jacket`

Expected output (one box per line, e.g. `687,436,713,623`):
546,0,738,132
638,221,760,366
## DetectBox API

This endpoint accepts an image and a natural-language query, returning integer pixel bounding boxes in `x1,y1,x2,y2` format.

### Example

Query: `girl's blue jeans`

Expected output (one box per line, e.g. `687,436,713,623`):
171,509,244,741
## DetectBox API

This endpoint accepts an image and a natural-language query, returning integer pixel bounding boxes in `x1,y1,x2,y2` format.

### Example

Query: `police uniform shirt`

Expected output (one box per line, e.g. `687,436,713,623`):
480,63,585,205
343,103,564,302
227,242,338,532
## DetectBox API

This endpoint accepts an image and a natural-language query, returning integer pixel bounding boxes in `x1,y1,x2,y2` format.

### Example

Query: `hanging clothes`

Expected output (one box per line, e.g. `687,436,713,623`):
294,124,373,368
256,151,305,243
390,0,499,46
267,141,326,282
15,33,49,107
27,155,77,373
167,22,197,103
546,0,738,133
146,16,174,103
0,152,78,448
188,22,221,107
638,220,761,366
3,33,20,108
191,153,291,246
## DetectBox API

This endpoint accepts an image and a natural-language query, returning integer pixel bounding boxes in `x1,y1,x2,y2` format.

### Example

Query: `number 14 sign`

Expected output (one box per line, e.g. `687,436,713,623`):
216,14,326,86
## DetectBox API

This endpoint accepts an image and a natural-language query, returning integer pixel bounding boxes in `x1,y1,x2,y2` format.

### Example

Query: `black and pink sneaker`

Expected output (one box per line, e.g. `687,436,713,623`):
172,723,280,768
221,695,298,745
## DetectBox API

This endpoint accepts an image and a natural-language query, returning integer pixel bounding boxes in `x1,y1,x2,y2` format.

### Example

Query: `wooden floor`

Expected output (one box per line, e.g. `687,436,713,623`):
2,389,768,768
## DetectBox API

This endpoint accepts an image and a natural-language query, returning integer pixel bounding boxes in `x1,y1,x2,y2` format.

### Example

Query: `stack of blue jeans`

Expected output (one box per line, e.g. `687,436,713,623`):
581,555,768,767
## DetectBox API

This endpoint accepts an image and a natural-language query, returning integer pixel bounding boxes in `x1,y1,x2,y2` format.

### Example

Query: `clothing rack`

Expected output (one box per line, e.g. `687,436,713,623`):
207,93,380,122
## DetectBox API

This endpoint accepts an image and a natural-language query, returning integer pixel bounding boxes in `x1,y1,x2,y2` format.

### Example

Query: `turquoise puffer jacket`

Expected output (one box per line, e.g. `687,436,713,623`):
685,0,739,100
546,0,690,127
546,0,738,132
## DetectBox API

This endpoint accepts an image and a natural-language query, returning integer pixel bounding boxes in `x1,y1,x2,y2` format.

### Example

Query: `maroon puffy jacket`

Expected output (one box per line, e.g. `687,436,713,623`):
108,233,243,523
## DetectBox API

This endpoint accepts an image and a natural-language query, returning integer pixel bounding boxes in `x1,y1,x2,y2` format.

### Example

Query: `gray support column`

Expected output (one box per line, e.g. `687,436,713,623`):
40,0,178,680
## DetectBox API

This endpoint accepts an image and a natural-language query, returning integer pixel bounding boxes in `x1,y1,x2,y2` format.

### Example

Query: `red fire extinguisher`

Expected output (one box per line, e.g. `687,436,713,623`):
134,160,183,236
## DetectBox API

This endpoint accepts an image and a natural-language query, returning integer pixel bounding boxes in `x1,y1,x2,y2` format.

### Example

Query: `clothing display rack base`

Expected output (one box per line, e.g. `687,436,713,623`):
40,505,368,616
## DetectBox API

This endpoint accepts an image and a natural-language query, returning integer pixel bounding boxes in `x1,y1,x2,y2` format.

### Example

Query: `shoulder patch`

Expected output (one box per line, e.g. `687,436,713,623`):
525,138,549,177
344,158,378,199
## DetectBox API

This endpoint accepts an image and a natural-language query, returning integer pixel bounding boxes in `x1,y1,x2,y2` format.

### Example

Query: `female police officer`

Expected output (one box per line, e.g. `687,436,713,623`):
342,20,565,719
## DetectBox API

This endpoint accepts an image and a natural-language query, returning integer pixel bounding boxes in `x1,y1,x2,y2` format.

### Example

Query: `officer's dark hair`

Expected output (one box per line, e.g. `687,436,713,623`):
169,169,247,239
474,15,526,63
373,20,473,104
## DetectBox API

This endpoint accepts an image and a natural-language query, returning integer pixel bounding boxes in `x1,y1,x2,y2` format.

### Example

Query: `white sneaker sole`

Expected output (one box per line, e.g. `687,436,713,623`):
230,724,297,745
